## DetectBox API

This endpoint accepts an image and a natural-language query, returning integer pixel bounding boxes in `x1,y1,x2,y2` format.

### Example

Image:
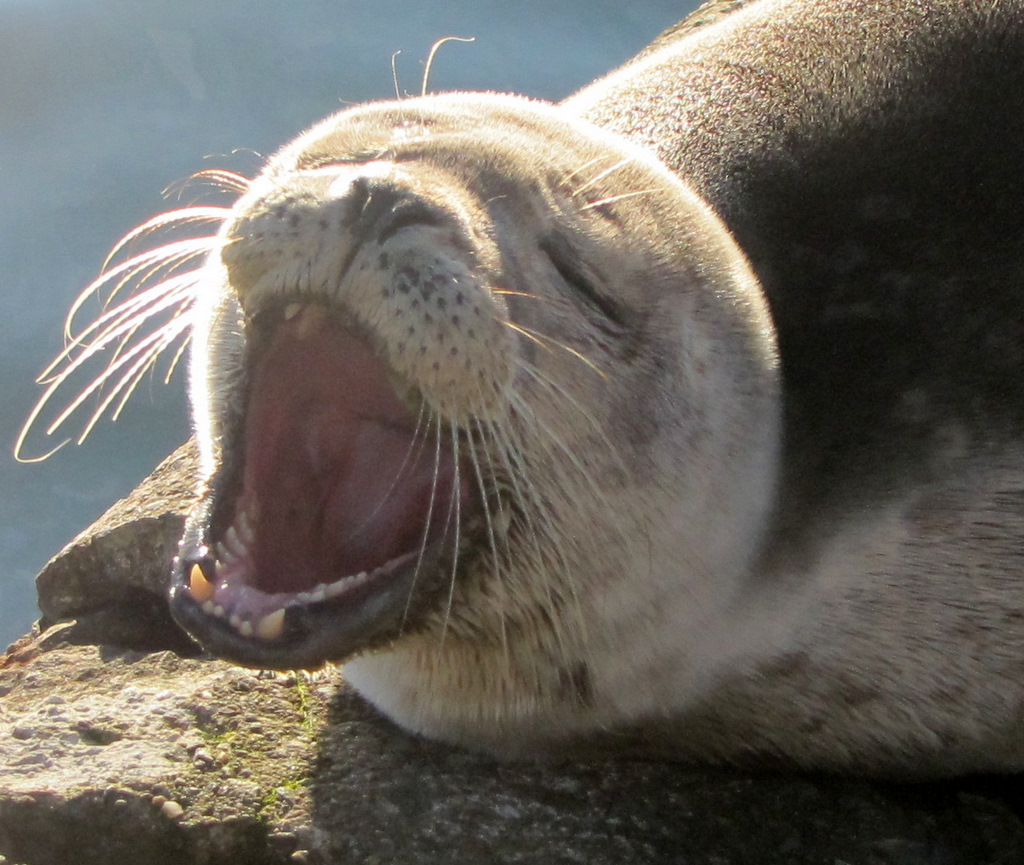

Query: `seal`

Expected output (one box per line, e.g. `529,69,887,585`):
22,0,1024,776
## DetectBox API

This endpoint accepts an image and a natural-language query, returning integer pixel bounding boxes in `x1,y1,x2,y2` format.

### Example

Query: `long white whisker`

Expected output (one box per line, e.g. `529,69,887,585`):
18,195,232,462
401,407,442,632
421,35,475,98
47,271,200,381
159,316,193,384
101,240,210,311
98,324,190,431
108,308,194,422
16,313,189,462
66,237,215,339
437,420,463,653
16,271,197,462
47,317,190,439
502,320,607,378
516,359,626,476
185,169,251,195
579,188,659,212
559,154,618,188
484,410,584,656
391,50,403,100
571,156,635,197
467,418,511,666
100,206,229,271
41,276,196,386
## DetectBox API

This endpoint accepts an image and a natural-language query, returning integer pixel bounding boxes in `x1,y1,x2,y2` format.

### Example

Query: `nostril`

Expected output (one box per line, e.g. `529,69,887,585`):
343,176,397,234
377,200,448,243
338,174,448,243
345,175,372,219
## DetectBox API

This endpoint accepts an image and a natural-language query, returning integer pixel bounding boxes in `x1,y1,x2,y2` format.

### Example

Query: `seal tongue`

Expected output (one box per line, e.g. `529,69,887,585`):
238,307,456,595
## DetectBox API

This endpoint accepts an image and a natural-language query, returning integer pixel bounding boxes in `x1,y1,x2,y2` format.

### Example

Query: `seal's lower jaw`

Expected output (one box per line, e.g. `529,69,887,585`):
168,305,471,670
168,545,444,670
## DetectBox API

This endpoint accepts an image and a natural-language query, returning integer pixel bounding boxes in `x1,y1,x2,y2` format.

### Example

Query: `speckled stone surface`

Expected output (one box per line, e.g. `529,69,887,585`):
3,624,1024,864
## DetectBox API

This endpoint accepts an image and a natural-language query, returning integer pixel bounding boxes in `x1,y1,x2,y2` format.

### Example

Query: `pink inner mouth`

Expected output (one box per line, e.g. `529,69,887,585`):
235,308,465,596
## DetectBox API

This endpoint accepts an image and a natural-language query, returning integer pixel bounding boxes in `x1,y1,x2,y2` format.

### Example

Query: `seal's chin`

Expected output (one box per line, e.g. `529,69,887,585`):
169,305,470,670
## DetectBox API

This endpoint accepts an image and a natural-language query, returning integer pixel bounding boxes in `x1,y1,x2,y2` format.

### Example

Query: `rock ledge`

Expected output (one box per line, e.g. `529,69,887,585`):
2,443,1023,865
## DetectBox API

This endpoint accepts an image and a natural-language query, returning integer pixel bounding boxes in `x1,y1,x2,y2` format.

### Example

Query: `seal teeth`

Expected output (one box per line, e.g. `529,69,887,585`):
237,508,256,545
223,525,246,558
325,572,367,598
292,304,327,339
257,609,286,640
296,585,327,605
289,572,373,606
189,564,215,603
227,611,257,639
283,303,302,321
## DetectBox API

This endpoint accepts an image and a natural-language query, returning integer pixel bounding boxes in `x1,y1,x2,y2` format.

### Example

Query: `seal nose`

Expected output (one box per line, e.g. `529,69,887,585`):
335,170,450,245
220,161,463,311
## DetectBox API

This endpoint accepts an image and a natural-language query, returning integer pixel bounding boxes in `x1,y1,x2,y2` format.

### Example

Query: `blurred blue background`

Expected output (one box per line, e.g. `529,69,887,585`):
0,0,696,647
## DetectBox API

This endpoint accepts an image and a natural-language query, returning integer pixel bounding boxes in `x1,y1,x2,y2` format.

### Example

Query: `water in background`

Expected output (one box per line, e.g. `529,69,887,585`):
0,0,697,646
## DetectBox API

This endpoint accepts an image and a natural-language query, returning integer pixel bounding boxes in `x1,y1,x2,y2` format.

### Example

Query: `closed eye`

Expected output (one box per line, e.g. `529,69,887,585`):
541,234,625,328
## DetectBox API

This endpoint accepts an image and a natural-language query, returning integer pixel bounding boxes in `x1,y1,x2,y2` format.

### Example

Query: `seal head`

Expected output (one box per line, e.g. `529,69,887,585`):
167,93,780,744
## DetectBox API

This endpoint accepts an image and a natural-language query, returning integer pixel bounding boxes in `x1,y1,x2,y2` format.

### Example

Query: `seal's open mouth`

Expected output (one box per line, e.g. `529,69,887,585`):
169,304,473,669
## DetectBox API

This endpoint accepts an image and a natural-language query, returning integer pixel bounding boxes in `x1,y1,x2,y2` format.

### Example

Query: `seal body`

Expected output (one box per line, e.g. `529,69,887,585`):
565,0,1024,772
151,0,1024,775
